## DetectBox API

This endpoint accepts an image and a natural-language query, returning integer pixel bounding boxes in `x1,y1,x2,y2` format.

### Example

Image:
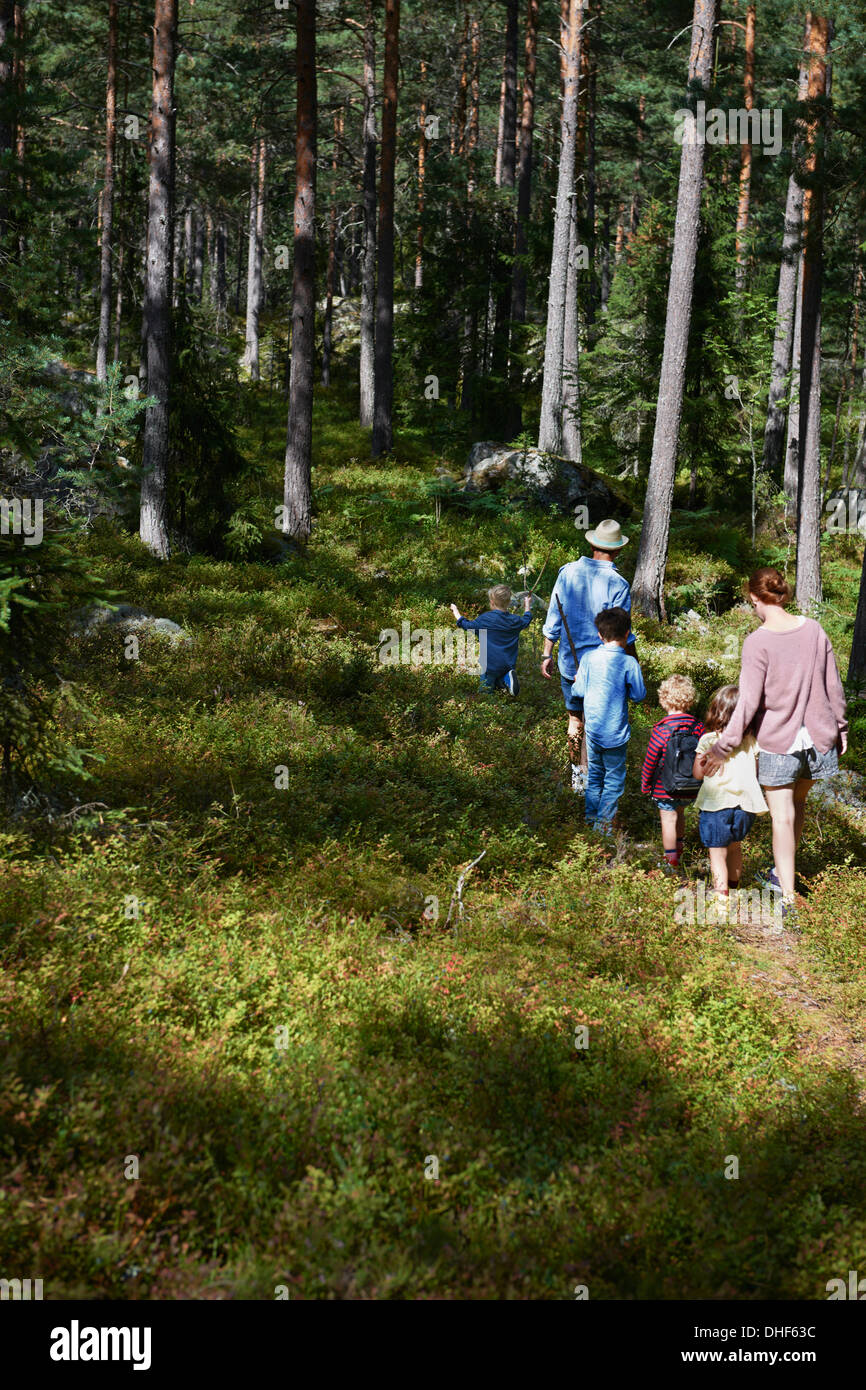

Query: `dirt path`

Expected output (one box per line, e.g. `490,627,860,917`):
724,913,866,1102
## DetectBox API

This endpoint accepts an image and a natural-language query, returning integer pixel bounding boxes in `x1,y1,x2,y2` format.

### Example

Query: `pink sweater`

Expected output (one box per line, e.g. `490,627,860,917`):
713,618,847,759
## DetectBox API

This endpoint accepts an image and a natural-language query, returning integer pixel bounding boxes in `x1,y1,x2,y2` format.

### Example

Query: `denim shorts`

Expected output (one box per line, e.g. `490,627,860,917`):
758,744,839,787
655,797,695,814
699,807,756,848
560,672,584,715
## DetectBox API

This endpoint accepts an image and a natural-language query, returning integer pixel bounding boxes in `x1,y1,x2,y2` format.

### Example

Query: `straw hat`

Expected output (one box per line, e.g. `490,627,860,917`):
584,518,629,550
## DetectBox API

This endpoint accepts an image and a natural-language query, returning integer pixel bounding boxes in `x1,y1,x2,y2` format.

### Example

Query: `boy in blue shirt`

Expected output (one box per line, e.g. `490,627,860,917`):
450,585,535,695
572,606,646,832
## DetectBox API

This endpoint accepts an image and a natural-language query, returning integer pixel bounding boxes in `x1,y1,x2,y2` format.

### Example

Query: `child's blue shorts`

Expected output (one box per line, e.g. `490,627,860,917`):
699,807,756,847
655,796,694,814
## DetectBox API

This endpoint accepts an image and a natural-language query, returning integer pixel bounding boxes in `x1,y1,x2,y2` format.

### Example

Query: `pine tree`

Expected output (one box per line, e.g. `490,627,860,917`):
282,0,317,540
631,0,719,620
96,0,118,381
371,0,400,457
795,12,830,611
139,0,178,560
537,0,582,455
359,0,377,427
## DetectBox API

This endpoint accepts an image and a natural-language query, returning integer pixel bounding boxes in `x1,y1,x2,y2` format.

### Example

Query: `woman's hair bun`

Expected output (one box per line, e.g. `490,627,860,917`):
748,566,793,606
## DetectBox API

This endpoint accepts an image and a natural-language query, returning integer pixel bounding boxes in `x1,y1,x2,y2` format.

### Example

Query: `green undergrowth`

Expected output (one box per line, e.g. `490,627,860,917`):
2,381,865,1299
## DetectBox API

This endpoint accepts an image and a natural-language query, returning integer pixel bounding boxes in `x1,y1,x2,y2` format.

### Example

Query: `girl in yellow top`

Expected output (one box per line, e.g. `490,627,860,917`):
692,685,768,914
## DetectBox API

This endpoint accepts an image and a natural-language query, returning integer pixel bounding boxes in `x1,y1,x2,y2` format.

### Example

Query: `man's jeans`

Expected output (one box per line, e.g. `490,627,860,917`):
584,737,627,832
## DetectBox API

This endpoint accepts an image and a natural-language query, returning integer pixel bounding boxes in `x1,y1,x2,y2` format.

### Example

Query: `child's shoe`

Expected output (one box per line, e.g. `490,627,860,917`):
661,848,680,876
503,669,519,696
780,896,800,930
755,865,782,893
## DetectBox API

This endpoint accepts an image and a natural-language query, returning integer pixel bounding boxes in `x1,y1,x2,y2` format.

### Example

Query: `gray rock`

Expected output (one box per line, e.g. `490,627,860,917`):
511,589,545,611
73,603,193,645
463,443,628,518
466,441,502,472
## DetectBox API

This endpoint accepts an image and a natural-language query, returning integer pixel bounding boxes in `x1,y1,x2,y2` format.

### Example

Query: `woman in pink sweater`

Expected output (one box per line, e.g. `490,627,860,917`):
702,567,848,914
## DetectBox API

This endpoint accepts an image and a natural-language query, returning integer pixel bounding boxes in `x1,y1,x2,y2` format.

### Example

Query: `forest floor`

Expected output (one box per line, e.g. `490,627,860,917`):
2,379,866,1299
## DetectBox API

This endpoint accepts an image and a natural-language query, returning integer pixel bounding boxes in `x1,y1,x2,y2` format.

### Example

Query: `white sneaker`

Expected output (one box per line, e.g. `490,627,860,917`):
571,765,586,795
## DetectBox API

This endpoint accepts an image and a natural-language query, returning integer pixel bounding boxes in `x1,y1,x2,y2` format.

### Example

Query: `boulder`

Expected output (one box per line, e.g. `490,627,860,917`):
679,608,709,634
73,603,193,646
463,443,629,519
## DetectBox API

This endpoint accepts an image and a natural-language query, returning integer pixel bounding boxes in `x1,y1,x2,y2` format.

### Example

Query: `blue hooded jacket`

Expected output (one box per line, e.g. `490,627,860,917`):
456,608,534,673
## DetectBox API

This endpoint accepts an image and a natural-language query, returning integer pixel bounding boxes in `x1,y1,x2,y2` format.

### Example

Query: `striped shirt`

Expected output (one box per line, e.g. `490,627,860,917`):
641,714,706,800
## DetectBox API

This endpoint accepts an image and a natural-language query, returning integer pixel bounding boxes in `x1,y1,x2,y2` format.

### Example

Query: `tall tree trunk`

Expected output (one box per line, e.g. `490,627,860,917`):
734,2,755,291
467,15,480,174
415,60,426,290
171,205,183,306
495,0,519,187
510,0,538,327
322,110,339,387
585,31,597,327
453,6,468,156
139,0,177,560
371,0,400,457
215,219,227,330
614,204,626,262
183,203,193,293
192,206,205,302
561,188,582,461
852,380,866,489
282,0,317,539
244,136,266,380
762,23,810,481
537,0,583,454
111,26,130,363
842,262,863,487
562,0,588,457
630,0,718,620
96,0,119,381
795,14,830,611
600,201,611,311
234,216,243,314
359,0,376,426
825,261,859,496
784,249,804,511
206,208,215,305
112,236,124,360
459,11,481,413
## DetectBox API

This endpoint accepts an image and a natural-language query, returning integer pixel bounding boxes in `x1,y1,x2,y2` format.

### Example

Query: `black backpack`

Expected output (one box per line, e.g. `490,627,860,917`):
660,719,702,795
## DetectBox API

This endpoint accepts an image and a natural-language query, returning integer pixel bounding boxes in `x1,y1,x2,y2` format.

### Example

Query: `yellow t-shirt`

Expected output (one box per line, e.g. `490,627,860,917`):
695,732,768,815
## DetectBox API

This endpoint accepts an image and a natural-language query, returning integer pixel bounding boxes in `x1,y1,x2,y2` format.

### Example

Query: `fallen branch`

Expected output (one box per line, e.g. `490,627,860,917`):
444,850,486,931
530,542,555,596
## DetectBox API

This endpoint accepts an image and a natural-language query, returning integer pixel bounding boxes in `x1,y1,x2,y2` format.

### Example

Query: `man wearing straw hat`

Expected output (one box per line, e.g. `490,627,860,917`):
540,519,636,794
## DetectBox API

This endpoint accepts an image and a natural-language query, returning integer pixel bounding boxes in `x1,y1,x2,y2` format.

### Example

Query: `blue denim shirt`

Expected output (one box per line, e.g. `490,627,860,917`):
573,645,646,747
542,556,635,679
